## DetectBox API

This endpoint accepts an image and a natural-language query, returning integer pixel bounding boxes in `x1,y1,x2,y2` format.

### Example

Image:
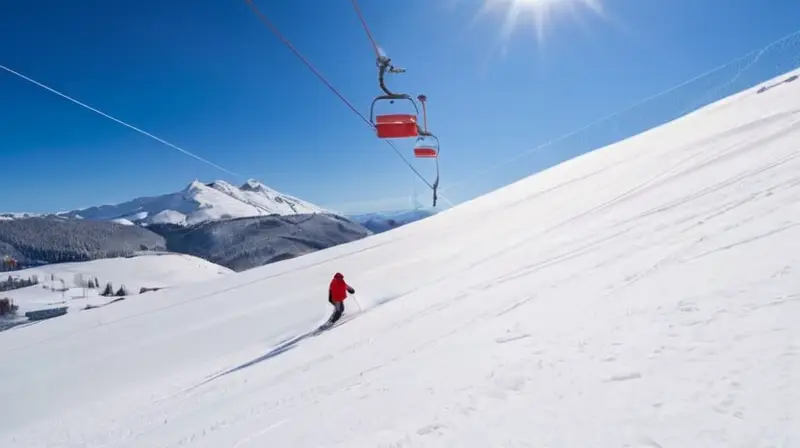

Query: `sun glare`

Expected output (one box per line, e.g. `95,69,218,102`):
476,0,606,47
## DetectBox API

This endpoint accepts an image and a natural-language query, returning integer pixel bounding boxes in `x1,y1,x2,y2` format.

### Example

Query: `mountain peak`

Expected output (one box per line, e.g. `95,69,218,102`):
184,180,206,193
49,178,329,227
241,179,268,192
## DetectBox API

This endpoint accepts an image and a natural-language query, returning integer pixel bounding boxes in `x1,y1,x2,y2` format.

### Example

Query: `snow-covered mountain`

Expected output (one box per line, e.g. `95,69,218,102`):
0,180,370,273
0,212,371,273
0,212,40,221
55,179,328,226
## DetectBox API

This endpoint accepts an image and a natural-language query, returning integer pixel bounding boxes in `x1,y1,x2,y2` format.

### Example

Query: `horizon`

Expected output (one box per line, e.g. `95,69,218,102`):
0,175,440,217
2,0,799,215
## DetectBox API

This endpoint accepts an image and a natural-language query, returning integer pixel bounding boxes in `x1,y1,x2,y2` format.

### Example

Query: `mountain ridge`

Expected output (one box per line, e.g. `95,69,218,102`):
1,180,440,234
1,179,330,227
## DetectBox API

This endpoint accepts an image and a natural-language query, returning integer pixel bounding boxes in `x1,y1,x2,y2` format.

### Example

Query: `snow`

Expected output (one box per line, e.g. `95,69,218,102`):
1,69,799,447
49,179,328,226
148,209,187,225
4,253,233,314
0,212,42,220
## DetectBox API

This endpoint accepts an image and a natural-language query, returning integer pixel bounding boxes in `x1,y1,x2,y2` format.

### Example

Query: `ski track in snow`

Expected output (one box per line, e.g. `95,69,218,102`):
1,70,800,447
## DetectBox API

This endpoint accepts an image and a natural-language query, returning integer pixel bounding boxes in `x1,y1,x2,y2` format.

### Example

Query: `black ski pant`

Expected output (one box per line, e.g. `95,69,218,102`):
328,299,344,324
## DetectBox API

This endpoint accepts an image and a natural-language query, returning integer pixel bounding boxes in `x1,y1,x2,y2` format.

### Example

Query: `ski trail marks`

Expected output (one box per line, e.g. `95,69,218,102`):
231,419,289,448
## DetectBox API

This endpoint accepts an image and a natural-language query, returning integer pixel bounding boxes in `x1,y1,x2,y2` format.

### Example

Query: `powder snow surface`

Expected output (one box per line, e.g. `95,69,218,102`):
1,70,799,447
6,253,233,313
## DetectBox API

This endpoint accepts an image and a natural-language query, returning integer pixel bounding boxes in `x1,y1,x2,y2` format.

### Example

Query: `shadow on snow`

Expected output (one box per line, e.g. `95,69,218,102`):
187,315,360,392
175,295,401,397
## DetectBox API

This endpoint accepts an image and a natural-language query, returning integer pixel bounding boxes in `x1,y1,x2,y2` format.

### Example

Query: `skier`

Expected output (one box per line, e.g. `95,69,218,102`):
327,272,355,326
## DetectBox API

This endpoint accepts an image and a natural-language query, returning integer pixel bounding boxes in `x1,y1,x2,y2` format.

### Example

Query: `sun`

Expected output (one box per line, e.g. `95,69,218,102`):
475,0,606,46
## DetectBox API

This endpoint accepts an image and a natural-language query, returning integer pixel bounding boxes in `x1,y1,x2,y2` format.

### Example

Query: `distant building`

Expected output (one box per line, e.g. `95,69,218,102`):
1,256,18,271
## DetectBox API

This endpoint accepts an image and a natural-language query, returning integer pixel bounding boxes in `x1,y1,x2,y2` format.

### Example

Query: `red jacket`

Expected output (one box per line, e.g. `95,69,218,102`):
328,273,354,303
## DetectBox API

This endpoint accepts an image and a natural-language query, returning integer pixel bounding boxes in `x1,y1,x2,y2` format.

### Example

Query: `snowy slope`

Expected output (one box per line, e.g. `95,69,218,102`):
1,69,799,447
6,253,233,313
55,179,328,226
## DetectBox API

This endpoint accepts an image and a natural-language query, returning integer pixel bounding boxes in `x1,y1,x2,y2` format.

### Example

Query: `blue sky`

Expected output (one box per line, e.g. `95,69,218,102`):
1,0,798,214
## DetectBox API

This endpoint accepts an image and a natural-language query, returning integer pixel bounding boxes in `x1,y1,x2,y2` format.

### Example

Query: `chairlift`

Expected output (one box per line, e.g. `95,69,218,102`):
369,56,420,139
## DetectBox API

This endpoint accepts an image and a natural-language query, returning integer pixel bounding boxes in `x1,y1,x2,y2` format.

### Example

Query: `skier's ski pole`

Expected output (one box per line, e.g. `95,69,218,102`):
352,295,363,313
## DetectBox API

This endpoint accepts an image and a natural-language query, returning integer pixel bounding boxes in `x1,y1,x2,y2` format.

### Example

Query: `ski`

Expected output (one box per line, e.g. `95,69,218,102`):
312,313,356,336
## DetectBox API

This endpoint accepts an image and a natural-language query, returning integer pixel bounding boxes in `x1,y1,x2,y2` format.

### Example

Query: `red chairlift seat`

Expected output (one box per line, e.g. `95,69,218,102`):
375,113,419,139
371,93,420,139
414,129,439,159
414,146,438,158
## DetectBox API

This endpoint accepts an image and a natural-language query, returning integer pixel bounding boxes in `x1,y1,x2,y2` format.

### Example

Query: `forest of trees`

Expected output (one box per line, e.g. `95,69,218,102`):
0,213,370,274
0,297,18,317
0,274,39,293
149,213,370,271
0,217,167,265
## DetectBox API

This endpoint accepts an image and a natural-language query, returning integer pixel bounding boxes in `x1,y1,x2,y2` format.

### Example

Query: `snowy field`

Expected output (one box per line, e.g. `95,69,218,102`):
3,253,233,314
1,69,799,447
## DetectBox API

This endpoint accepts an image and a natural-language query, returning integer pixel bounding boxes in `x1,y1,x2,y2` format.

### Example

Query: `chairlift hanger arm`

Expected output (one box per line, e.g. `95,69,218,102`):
412,95,440,207
416,94,432,134
377,55,408,99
